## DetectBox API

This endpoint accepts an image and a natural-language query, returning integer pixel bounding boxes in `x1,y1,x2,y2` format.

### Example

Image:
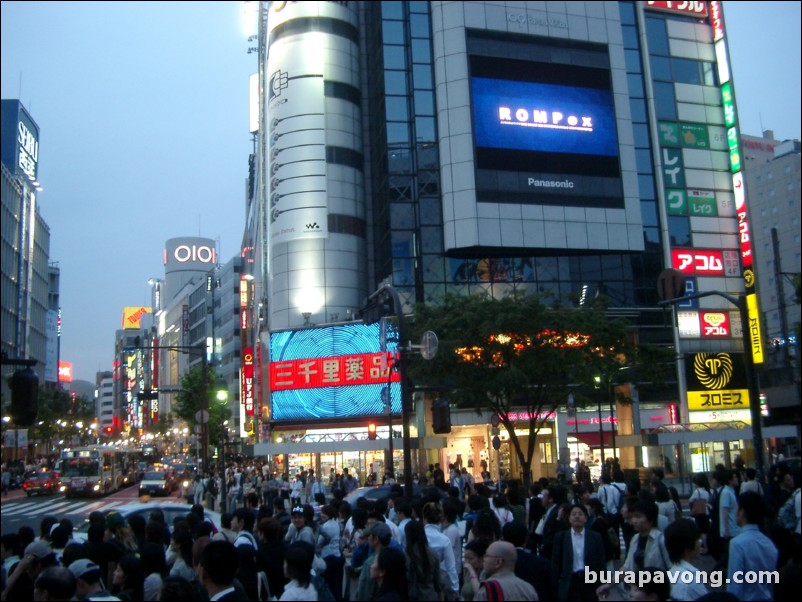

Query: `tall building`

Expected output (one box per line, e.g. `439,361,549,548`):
742,130,801,423
1,99,53,400
245,2,800,481
95,370,114,433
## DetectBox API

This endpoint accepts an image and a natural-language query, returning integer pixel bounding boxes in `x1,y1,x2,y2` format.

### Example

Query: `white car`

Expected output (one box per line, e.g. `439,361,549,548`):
139,471,172,497
72,502,221,543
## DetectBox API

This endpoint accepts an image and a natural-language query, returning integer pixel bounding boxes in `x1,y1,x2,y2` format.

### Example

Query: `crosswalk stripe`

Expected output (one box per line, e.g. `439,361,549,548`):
0,500,42,515
25,500,83,516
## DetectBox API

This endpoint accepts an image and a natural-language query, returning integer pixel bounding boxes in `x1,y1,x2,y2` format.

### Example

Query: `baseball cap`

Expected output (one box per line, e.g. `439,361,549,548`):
105,511,127,530
368,522,392,540
291,506,305,515
68,558,102,580
24,540,53,561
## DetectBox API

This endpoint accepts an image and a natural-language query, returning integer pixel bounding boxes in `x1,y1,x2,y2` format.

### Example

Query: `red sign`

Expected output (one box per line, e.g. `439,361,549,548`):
270,352,399,391
242,347,255,416
709,1,723,41
645,1,708,18
58,361,73,382
700,311,731,338
671,249,725,275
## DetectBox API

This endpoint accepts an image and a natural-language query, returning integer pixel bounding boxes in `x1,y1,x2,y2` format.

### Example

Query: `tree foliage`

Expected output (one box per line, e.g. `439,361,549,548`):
26,386,95,450
409,292,648,486
172,365,228,448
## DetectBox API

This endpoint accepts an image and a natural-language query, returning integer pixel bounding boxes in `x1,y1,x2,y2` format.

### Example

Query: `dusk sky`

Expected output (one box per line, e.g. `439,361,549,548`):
2,2,800,384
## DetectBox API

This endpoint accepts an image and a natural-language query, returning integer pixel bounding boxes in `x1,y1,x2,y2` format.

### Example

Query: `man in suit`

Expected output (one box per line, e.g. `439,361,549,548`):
552,504,606,602
538,485,567,560
502,520,555,601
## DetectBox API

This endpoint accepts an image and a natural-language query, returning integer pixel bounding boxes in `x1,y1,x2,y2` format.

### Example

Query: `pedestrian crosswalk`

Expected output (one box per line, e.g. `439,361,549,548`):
0,497,128,518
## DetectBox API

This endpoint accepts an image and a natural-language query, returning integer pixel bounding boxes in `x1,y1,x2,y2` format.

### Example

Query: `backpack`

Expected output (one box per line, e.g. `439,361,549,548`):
778,489,800,531
612,482,627,512
207,477,219,497
481,579,504,601
691,495,709,516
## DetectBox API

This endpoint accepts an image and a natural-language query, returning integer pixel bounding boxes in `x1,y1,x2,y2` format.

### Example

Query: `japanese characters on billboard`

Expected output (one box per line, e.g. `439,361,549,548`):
269,323,401,421
685,352,749,412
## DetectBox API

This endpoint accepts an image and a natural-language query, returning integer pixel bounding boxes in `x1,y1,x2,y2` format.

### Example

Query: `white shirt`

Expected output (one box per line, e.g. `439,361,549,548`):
424,523,459,594
571,528,586,573
669,560,708,600
210,586,237,601
397,517,411,547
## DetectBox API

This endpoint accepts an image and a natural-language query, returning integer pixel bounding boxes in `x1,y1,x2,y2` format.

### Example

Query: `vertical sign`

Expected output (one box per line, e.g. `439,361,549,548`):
709,2,763,363
242,347,255,416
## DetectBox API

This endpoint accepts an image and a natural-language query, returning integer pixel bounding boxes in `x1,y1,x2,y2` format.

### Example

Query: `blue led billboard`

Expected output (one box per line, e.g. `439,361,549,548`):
269,322,401,422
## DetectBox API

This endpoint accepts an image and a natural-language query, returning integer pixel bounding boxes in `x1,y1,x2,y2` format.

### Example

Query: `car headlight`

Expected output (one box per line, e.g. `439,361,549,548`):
59,486,66,492
183,480,189,488
93,484,100,491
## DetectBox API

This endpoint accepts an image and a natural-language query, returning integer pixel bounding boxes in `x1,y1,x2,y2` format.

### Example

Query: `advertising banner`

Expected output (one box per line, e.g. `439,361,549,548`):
685,352,749,411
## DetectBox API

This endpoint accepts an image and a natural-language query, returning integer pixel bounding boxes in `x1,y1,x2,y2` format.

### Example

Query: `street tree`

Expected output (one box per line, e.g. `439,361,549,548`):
172,365,228,448
410,292,646,487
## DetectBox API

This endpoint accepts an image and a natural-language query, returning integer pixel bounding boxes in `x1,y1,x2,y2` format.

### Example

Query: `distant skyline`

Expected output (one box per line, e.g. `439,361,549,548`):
1,2,800,383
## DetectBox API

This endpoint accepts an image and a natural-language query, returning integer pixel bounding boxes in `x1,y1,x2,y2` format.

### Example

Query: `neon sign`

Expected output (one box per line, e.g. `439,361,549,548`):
671,249,724,275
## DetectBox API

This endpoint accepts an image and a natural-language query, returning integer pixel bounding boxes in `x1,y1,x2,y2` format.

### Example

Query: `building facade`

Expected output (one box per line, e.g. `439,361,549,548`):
1,100,53,401
245,2,800,483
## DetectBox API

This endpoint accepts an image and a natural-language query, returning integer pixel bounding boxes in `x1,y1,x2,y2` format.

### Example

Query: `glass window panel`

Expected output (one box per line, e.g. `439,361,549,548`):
419,197,442,225
630,99,648,123
636,148,654,174
414,117,435,143
385,96,409,121
381,1,404,19
672,58,702,85
622,25,639,48
410,13,430,38
420,226,443,253
408,1,428,14
650,55,672,81
388,149,412,174
384,71,408,95
643,227,661,246
413,64,433,89
619,2,637,25
653,82,677,120
390,203,415,229
414,90,434,116
627,74,645,98
382,20,405,44
625,49,642,73
668,216,691,246
702,61,716,86
387,122,410,145
633,123,651,148
383,45,406,70
411,38,432,63
638,176,657,200
645,17,669,55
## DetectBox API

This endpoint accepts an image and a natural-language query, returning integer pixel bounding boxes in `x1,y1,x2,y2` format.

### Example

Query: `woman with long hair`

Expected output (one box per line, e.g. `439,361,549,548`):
257,517,288,600
404,520,441,601
112,553,145,601
105,511,140,588
468,508,501,544
371,547,408,601
168,530,197,582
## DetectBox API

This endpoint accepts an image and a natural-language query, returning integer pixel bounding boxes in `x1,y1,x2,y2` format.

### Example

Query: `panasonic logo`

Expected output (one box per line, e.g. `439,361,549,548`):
528,178,575,189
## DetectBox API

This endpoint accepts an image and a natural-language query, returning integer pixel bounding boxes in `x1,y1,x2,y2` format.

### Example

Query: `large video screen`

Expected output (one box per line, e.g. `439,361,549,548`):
269,322,401,422
470,54,623,207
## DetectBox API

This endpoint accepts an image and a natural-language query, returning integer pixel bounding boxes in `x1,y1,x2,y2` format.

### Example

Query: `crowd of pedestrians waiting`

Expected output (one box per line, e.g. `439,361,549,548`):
1,456,800,601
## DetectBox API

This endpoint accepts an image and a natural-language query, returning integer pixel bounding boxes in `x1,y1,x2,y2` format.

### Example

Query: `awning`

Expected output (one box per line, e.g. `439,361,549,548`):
572,431,615,448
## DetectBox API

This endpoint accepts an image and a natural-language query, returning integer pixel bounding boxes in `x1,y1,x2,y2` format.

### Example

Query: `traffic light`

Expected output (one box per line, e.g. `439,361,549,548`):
10,367,39,426
367,423,377,440
432,398,451,434
104,426,114,436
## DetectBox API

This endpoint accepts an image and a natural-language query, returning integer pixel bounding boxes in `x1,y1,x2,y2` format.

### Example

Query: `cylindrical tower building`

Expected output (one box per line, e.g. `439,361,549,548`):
265,1,367,329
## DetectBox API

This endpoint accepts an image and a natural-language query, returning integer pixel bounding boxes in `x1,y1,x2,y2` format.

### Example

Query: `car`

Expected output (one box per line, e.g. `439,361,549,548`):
71,502,222,543
139,471,172,497
343,483,447,506
22,472,60,497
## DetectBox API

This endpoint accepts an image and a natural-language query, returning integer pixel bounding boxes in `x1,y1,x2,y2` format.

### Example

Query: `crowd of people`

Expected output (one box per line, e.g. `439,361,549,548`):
1,456,800,601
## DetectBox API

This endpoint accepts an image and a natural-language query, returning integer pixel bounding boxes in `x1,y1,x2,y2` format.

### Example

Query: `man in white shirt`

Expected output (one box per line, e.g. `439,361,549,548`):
422,502,459,598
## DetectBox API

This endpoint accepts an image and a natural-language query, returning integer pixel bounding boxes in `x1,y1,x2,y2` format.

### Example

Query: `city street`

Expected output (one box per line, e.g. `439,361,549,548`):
0,482,188,535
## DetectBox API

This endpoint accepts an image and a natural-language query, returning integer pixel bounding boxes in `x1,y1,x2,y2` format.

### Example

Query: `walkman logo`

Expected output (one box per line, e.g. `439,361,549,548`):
306,222,321,230
693,352,734,390
499,106,594,132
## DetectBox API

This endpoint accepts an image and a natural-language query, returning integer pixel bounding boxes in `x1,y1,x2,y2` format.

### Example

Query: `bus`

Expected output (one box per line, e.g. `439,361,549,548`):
58,446,143,497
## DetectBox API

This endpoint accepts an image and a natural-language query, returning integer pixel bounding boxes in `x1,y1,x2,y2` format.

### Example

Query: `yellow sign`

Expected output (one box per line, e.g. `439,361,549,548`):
122,306,152,329
746,294,764,364
687,389,750,412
